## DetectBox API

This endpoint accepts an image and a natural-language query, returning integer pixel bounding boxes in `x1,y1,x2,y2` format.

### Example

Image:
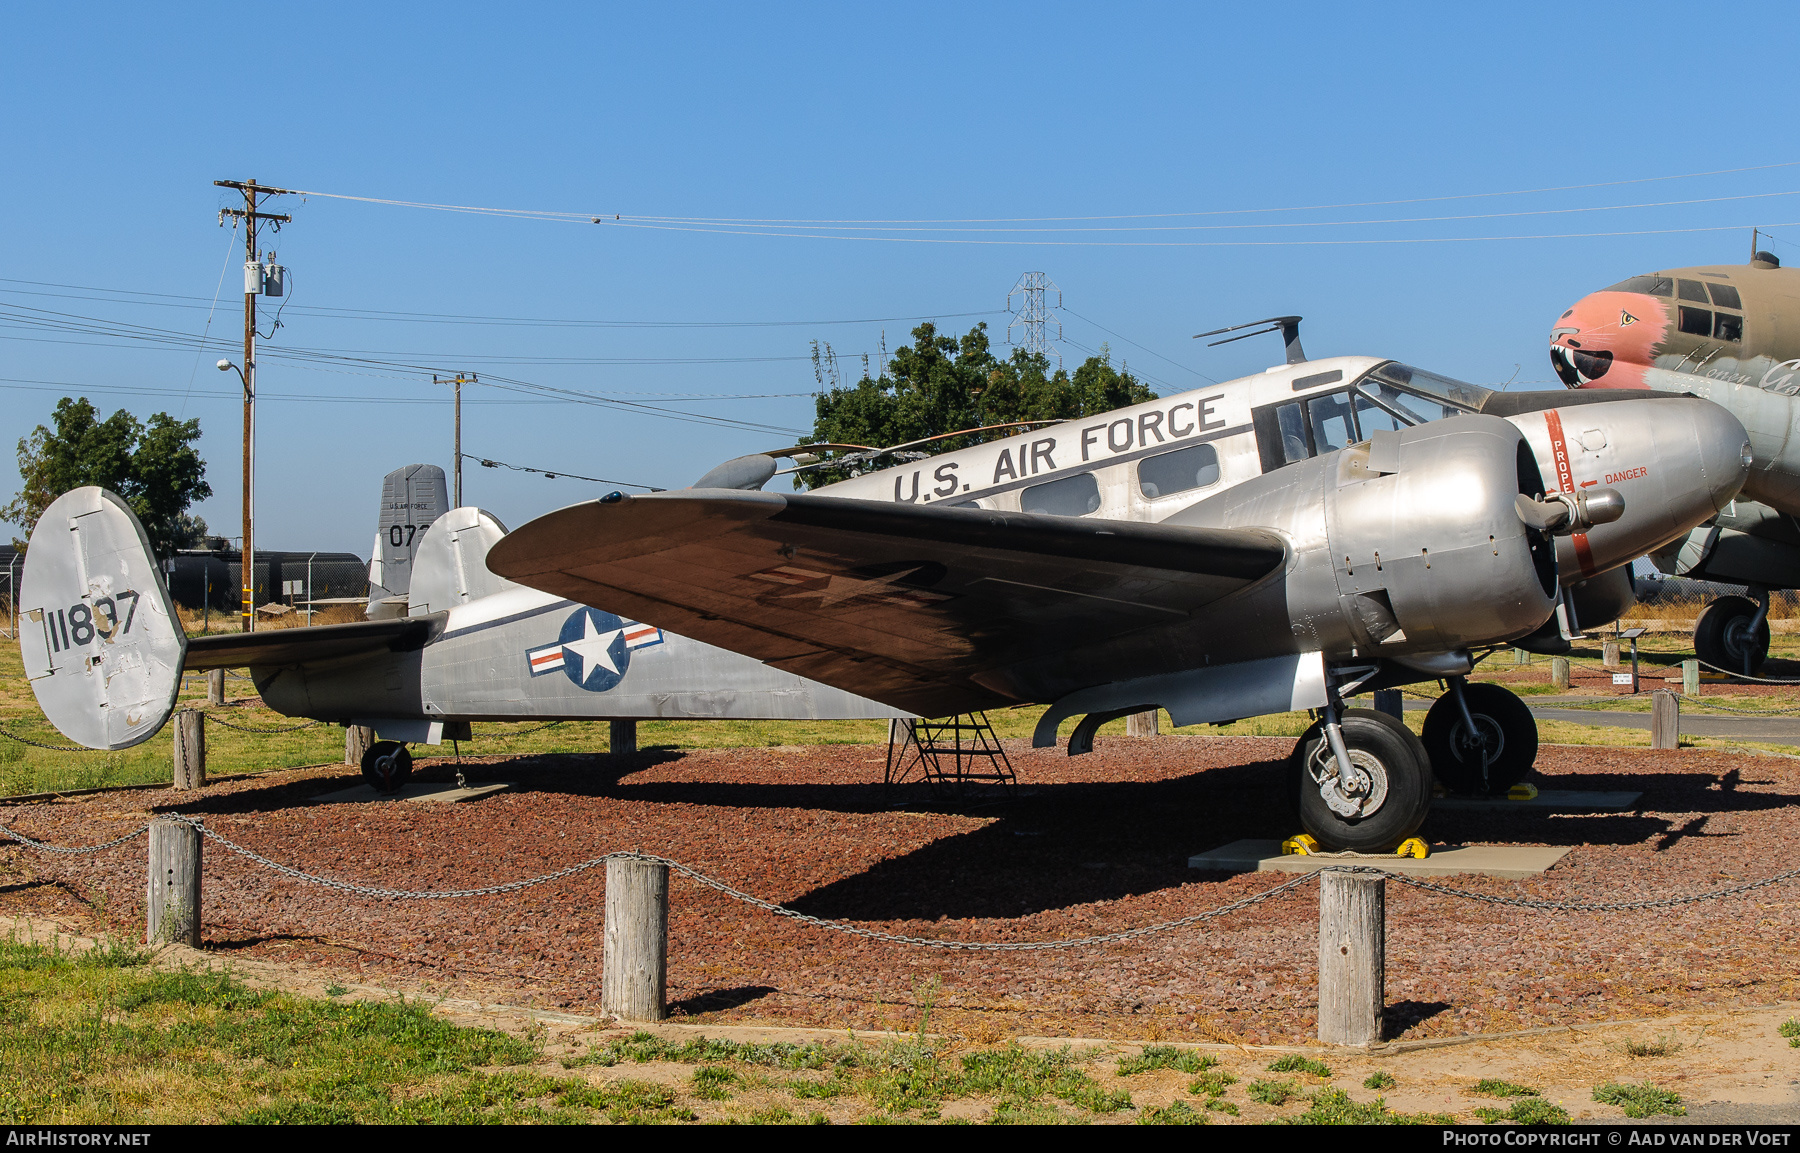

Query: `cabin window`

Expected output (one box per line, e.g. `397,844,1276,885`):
1677,279,1711,303
1714,312,1744,342
1708,283,1743,309
1138,443,1221,499
1678,306,1713,337
1022,472,1101,516
1605,275,1674,296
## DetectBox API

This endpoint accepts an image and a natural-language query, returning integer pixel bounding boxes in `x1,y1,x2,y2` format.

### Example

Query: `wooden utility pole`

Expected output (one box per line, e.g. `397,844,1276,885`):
214,179,292,632
435,373,477,507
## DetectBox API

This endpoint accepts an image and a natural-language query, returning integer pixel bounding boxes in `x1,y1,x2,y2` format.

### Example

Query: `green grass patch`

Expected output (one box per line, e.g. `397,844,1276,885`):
1781,1019,1800,1048
1188,1069,1237,1098
1137,1099,1208,1125
1364,1071,1396,1090
1204,1098,1239,1116
1116,1044,1216,1075
1471,1078,1541,1098
1248,1078,1299,1105
689,1065,738,1101
1593,1081,1686,1118
1266,1054,1332,1078
1288,1087,1457,1126
1475,1098,1571,1125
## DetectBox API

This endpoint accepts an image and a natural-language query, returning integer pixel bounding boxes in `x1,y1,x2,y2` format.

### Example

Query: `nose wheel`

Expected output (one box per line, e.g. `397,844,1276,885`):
1421,680,1536,795
360,740,413,794
1292,708,1433,852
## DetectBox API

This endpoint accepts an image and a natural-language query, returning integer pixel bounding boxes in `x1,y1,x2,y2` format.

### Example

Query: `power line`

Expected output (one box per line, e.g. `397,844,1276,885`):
1061,308,1217,385
464,454,661,490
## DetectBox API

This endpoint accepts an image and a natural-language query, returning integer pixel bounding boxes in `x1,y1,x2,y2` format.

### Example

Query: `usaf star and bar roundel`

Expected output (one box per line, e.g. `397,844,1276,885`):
525,608,663,692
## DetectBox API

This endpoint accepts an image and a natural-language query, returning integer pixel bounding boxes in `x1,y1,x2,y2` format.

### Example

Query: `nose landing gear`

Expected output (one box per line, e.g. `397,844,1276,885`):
1292,707,1433,852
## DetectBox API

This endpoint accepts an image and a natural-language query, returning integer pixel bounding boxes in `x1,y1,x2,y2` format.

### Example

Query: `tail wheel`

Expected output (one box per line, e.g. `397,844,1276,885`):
1421,682,1537,795
1292,709,1432,853
1694,595,1768,676
360,740,413,794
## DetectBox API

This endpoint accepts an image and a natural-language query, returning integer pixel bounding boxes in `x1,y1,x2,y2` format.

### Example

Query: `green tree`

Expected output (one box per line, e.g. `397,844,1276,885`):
798,323,1155,489
3,397,211,556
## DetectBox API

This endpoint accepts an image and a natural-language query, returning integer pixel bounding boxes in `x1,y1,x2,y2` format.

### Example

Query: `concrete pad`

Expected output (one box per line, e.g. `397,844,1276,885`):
1432,788,1641,812
311,781,512,805
1187,838,1572,878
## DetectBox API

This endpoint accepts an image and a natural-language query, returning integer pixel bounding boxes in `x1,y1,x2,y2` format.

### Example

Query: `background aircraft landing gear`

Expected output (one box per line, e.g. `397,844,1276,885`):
1694,593,1770,676
1421,680,1536,795
1293,708,1432,852
361,740,413,794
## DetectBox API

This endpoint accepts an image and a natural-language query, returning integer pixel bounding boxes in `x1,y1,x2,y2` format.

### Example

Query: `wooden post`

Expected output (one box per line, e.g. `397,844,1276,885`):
1318,871,1384,1047
610,720,637,755
603,857,668,1021
171,711,206,790
206,669,226,706
1682,659,1700,697
146,817,201,947
1651,689,1679,750
1125,709,1160,737
1602,641,1621,669
1370,690,1402,721
1513,648,1529,666
345,724,376,767
1551,657,1570,690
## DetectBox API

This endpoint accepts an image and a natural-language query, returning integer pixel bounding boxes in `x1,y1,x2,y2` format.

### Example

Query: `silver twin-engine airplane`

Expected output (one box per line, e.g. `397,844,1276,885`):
19,328,1751,851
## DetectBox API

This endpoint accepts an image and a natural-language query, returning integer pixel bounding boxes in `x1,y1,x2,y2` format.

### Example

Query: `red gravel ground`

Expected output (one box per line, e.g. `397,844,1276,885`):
0,735,1794,1046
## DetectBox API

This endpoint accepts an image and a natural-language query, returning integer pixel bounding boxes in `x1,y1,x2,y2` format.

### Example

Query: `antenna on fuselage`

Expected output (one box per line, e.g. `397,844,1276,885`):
1193,315,1306,365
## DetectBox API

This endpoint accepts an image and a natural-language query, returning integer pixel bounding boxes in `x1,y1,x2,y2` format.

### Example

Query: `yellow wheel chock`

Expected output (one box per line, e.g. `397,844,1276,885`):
1281,834,1320,856
1507,782,1540,801
1394,837,1430,859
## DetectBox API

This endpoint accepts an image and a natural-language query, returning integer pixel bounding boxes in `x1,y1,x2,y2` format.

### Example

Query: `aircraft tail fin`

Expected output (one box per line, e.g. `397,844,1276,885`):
366,464,448,619
406,507,521,615
20,487,187,750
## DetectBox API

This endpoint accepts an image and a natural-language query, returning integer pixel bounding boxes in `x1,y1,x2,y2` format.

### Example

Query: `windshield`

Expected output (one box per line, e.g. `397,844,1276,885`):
1362,363,1492,417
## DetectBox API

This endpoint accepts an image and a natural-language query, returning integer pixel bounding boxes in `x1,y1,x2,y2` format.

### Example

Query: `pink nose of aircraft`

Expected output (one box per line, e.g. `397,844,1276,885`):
1549,289,1669,389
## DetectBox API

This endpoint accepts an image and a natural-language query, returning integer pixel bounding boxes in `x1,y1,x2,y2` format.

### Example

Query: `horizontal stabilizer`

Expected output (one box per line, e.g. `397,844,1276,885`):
184,617,440,669
488,490,1286,716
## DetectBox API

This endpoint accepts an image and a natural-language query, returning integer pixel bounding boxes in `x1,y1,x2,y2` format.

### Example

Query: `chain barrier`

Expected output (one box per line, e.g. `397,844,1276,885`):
193,711,325,735
1694,659,1800,685
0,726,92,754
0,822,147,855
489,721,566,738
7,816,1800,941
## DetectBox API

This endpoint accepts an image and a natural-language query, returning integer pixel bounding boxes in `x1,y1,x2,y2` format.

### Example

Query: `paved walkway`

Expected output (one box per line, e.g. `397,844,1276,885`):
1399,695,1800,745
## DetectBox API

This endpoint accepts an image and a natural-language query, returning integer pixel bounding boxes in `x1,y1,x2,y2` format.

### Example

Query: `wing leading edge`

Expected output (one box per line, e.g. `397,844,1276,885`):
487,490,1288,717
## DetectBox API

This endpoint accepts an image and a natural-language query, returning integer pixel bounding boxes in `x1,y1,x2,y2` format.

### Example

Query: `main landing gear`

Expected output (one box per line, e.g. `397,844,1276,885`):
361,740,414,794
1292,706,1433,852
1421,678,1536,795
1694,592,1770,677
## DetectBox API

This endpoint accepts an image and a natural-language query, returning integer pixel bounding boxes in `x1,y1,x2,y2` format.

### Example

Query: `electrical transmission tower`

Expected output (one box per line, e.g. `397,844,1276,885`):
1007,272,1063,370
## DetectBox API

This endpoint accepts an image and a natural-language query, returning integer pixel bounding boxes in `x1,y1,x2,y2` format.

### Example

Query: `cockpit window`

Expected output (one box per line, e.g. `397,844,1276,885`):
1604,275,1673,296
1364,363,1491,413
1708,282,1743,309
1677,279,1711,303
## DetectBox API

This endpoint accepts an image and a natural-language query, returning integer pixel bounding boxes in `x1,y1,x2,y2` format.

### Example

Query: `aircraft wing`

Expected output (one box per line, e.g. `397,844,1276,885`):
184,617,439,669
487,490,1287,717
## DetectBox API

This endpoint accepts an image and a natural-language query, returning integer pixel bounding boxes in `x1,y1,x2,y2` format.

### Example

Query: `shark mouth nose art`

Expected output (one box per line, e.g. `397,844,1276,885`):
1551,343,1613,386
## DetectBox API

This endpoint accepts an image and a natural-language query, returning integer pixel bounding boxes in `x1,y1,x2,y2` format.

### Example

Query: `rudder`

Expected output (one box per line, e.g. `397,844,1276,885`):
20,488,187,750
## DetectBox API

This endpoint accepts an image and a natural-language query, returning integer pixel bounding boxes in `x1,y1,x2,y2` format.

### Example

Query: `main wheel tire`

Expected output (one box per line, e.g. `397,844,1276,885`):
1694,595,1768,676
1293,710,1432,853
1421,682,1537,795
360,740,413,794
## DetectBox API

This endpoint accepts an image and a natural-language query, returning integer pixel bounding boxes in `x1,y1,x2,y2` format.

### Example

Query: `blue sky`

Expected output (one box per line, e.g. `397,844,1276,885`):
5,2,1800,553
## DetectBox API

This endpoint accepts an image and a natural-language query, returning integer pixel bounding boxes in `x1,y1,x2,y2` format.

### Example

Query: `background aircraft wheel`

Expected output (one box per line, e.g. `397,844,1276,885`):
1421,682,1536,795
1694,595,1768,676
1293,710,1431,853
361,740,413,794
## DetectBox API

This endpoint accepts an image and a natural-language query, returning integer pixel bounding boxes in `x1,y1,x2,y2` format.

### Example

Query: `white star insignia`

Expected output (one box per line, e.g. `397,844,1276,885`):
777,567,923,606
561,614,624,685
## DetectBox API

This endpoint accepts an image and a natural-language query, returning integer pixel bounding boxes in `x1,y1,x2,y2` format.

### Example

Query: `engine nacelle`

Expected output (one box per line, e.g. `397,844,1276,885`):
1169,415,1560,659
